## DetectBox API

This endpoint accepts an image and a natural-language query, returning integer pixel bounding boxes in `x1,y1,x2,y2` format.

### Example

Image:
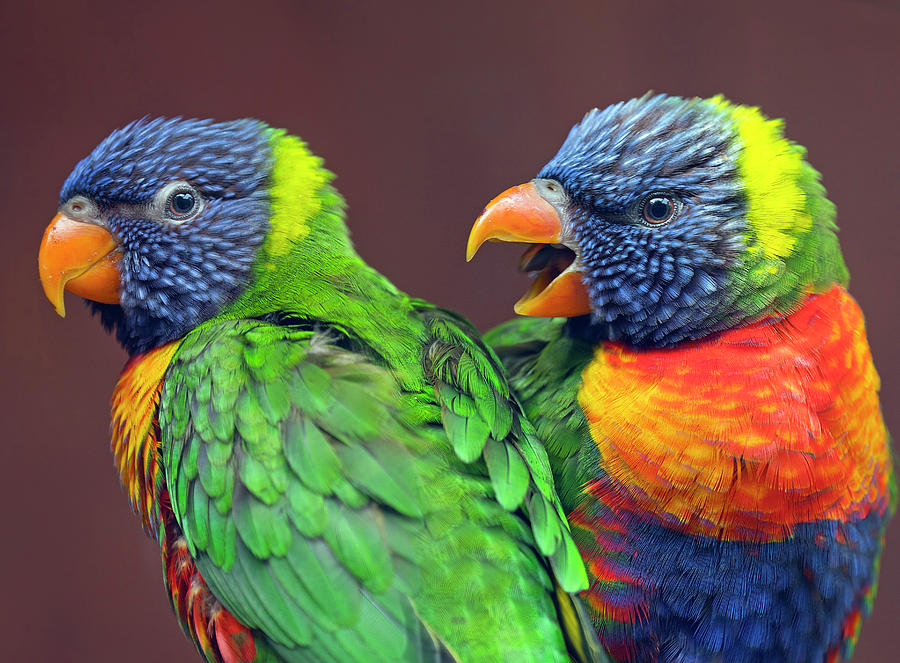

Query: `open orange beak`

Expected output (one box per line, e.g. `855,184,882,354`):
38,213,121,317
467,182,592,317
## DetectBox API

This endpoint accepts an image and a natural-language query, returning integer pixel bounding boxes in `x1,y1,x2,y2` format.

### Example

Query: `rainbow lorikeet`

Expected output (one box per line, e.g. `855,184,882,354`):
467,94,895,663
37,118,606,663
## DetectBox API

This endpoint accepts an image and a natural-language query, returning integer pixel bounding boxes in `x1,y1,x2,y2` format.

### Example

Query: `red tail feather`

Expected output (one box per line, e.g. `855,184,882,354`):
214,610,257,663
161,491,257,663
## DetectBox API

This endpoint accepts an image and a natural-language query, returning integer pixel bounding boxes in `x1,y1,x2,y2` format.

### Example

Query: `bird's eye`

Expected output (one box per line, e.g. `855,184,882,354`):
156,182,203,223
167,191,197,218
641,194,678,226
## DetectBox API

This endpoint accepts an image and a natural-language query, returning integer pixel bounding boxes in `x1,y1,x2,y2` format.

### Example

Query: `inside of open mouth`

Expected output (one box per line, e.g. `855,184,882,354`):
518,243,576,276
518,243,577,299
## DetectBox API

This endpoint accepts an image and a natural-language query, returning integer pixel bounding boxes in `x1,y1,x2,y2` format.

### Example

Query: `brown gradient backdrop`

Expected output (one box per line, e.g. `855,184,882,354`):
1,1,898,661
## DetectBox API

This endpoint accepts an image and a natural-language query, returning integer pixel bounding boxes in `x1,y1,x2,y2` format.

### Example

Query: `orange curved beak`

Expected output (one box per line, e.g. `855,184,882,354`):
467,182,592,318
38,213,121,317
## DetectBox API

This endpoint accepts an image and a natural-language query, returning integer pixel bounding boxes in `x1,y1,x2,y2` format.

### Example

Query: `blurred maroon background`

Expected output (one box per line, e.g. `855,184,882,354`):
1,1,897,661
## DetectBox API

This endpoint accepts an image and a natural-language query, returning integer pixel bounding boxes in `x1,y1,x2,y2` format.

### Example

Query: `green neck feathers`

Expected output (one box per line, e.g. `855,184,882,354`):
215,130,425,388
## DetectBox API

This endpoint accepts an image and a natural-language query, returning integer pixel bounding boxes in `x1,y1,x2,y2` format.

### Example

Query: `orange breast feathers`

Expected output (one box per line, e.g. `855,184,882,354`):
578,285,892,541
110,341,180,537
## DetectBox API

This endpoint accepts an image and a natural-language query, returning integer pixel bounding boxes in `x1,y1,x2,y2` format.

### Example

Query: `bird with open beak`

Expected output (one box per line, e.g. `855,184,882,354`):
468,93,895,663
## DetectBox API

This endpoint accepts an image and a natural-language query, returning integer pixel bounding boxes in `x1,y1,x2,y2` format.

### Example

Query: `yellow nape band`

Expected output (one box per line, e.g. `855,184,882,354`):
263,131,331,259
710,95,812,259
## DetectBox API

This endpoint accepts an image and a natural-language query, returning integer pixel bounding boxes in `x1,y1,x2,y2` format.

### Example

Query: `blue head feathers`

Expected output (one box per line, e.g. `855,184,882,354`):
539,94,750,346
59,117,273,354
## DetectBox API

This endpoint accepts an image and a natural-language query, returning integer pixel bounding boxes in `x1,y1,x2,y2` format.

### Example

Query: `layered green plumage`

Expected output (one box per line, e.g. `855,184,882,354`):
101,126,597,662
43,117,607,662
482,318,595,516
160,306,590,662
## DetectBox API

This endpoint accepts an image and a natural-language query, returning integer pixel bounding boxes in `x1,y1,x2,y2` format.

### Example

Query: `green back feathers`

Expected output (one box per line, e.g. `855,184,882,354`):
216,129,425,388
709,96,849,316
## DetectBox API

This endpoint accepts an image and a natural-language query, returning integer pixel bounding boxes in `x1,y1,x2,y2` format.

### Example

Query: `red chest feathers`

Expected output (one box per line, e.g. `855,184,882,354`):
577,285,893,541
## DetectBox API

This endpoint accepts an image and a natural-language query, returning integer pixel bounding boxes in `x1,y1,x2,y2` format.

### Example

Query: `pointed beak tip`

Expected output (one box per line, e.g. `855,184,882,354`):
464,238,481,262
45,282,67,317
466,209,492,262
42,284,68,317
38,255,68,318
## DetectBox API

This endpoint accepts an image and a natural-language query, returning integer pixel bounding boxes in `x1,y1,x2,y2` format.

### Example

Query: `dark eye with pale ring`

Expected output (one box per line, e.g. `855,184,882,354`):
641,194,678,226
168,191,197,218
156,181,202,224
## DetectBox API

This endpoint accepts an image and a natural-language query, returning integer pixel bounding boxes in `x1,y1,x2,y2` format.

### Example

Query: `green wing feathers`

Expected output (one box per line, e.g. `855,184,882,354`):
484,317,596,515
420,307,588,594
483,317,611,663
162,320,450,663
160,315,594,662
